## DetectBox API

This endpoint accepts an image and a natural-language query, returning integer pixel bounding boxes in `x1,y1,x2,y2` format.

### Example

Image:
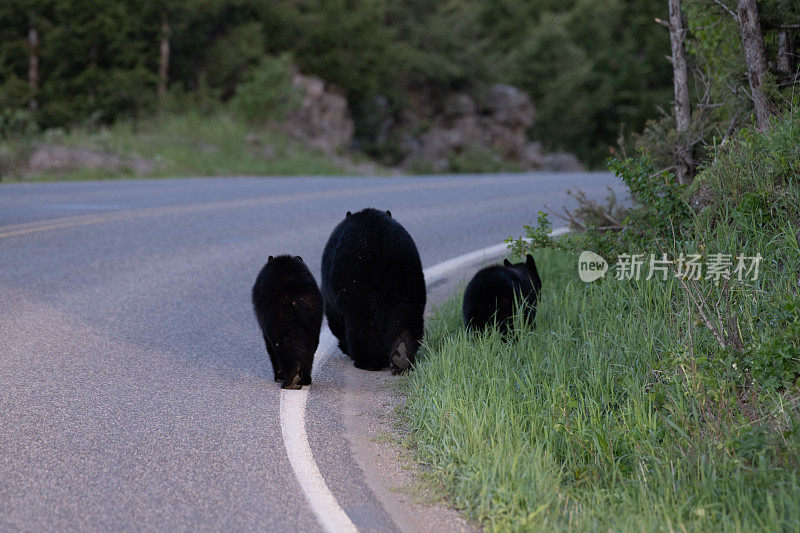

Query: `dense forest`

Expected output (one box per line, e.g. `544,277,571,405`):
1,1,798,170
1,0,674,167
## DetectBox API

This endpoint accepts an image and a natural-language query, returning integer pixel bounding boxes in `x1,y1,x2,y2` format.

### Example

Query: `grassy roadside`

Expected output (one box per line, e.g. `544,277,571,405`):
402,113,800,530
0,111,355,182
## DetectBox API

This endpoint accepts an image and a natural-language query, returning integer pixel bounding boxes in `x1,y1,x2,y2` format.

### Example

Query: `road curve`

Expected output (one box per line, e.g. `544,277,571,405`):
0,173,624,531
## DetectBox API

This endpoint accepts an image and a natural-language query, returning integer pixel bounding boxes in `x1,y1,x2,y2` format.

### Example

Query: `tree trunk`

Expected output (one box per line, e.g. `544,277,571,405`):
776,30,795,82
158,13,170,106
28,16,39,112
667,0,693,185
736,0,773,130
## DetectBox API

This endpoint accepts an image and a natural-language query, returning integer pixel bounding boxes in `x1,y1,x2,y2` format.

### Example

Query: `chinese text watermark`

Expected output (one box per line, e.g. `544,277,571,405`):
578,251,763,283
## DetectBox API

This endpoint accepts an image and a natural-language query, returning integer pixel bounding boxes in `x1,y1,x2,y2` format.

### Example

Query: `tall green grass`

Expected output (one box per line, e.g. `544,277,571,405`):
2,111,351,181
403,112,800,531
405,250,800,530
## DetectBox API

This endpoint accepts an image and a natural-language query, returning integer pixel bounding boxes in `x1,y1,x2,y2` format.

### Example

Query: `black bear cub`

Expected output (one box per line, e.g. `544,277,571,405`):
252,255,323,389
321,208,426,374
462,254,542,335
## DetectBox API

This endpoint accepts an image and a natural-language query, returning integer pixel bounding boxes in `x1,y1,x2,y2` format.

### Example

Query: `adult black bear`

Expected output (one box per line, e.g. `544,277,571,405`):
321,208,426,373
462,254,542,335
252,255,324,389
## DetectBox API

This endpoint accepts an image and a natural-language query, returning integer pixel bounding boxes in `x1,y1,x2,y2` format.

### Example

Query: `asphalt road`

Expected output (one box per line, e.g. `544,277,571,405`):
0,173,625,531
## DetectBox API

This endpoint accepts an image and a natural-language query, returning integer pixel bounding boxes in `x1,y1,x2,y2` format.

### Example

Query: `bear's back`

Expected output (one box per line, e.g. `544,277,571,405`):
252,256,323,332
322,209,423,298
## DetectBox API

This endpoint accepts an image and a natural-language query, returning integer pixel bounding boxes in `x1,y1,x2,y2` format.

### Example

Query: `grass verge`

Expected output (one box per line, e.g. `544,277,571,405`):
0,111,355,181
402,112,800,531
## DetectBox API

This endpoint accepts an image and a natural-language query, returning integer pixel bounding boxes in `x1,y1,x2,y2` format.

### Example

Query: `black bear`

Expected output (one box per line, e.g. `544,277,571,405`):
252,255,324,389
321,208,426,373
462,254,542,335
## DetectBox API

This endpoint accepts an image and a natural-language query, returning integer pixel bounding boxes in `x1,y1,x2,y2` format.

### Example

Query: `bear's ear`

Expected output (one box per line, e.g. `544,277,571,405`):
295,255,303,262
346,211,352,217
526,254,536,268
503,258,512,267
386,210,392,217
268,255,274,263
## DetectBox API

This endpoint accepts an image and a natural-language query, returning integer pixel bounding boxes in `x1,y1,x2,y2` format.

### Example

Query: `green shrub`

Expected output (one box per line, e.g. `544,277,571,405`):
404,249,800,531
230,54,299,124
739,318,800,392
506,210,570,258
411,109,800,530
446,147,517,174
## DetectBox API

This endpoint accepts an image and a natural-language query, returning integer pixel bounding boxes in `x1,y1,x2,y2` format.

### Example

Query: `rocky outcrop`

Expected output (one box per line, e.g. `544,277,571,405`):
541,151,584,172
27,145,154,174
394,84,583,172
283,72,354,154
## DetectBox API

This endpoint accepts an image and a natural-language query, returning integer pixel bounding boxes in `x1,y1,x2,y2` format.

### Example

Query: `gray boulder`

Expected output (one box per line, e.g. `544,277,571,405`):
483,84,535,129
284,72,354,154
542,151,584,172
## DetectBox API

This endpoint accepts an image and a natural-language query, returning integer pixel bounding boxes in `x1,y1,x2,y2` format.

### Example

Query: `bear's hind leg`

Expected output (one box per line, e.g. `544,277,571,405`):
281,361,303,390
265,336,286,382
389,331,415,374
299,354,313,386
325,303,349,354
346,322,384,370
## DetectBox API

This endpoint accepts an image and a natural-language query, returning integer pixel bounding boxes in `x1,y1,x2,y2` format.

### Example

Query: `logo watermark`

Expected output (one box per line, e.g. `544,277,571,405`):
578,251,609,282
578,252,763,282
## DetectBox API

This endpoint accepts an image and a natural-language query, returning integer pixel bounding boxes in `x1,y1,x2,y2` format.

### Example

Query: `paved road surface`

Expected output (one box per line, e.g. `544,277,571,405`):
0,173,624,531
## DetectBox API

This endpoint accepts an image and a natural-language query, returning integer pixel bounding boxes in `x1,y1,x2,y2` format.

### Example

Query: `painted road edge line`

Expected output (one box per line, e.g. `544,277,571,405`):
279,329,357,533
424,227,571,284
279,227,569,533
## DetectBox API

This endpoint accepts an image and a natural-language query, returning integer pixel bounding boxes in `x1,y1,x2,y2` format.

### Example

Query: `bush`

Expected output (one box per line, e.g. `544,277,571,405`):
508,153,692,260
229,54,299,124
404,249,800,530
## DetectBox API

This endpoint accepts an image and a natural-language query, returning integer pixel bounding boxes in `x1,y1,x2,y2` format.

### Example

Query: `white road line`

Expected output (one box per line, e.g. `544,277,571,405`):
279,227,569,533
424,227,570,284
279,329,357,533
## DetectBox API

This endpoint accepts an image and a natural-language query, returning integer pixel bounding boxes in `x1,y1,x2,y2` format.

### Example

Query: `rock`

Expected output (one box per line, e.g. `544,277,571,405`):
483,84,535,129
284,72,354,154
541,151,584,172
378,83,584,172
522,142,545,169
400,84,539,170
443,93,477,120
479,119,525,158
27,145,154,175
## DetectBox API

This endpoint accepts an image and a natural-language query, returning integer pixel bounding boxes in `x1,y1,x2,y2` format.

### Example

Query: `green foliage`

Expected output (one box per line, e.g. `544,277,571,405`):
683,0,749,128
230,54,298,123
505,210,570,257
404,248,800,530
0,108,37,139
691,110,800,213
446,147,519,174
511,0,672,165
406,108,800,530
205,22,265,98
635,0,800,171
2,0,795,168
507,154,692,260
0,0,676,167
741,320,800,391
277,0,403,105
608,154,691,245
3,110,350,181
